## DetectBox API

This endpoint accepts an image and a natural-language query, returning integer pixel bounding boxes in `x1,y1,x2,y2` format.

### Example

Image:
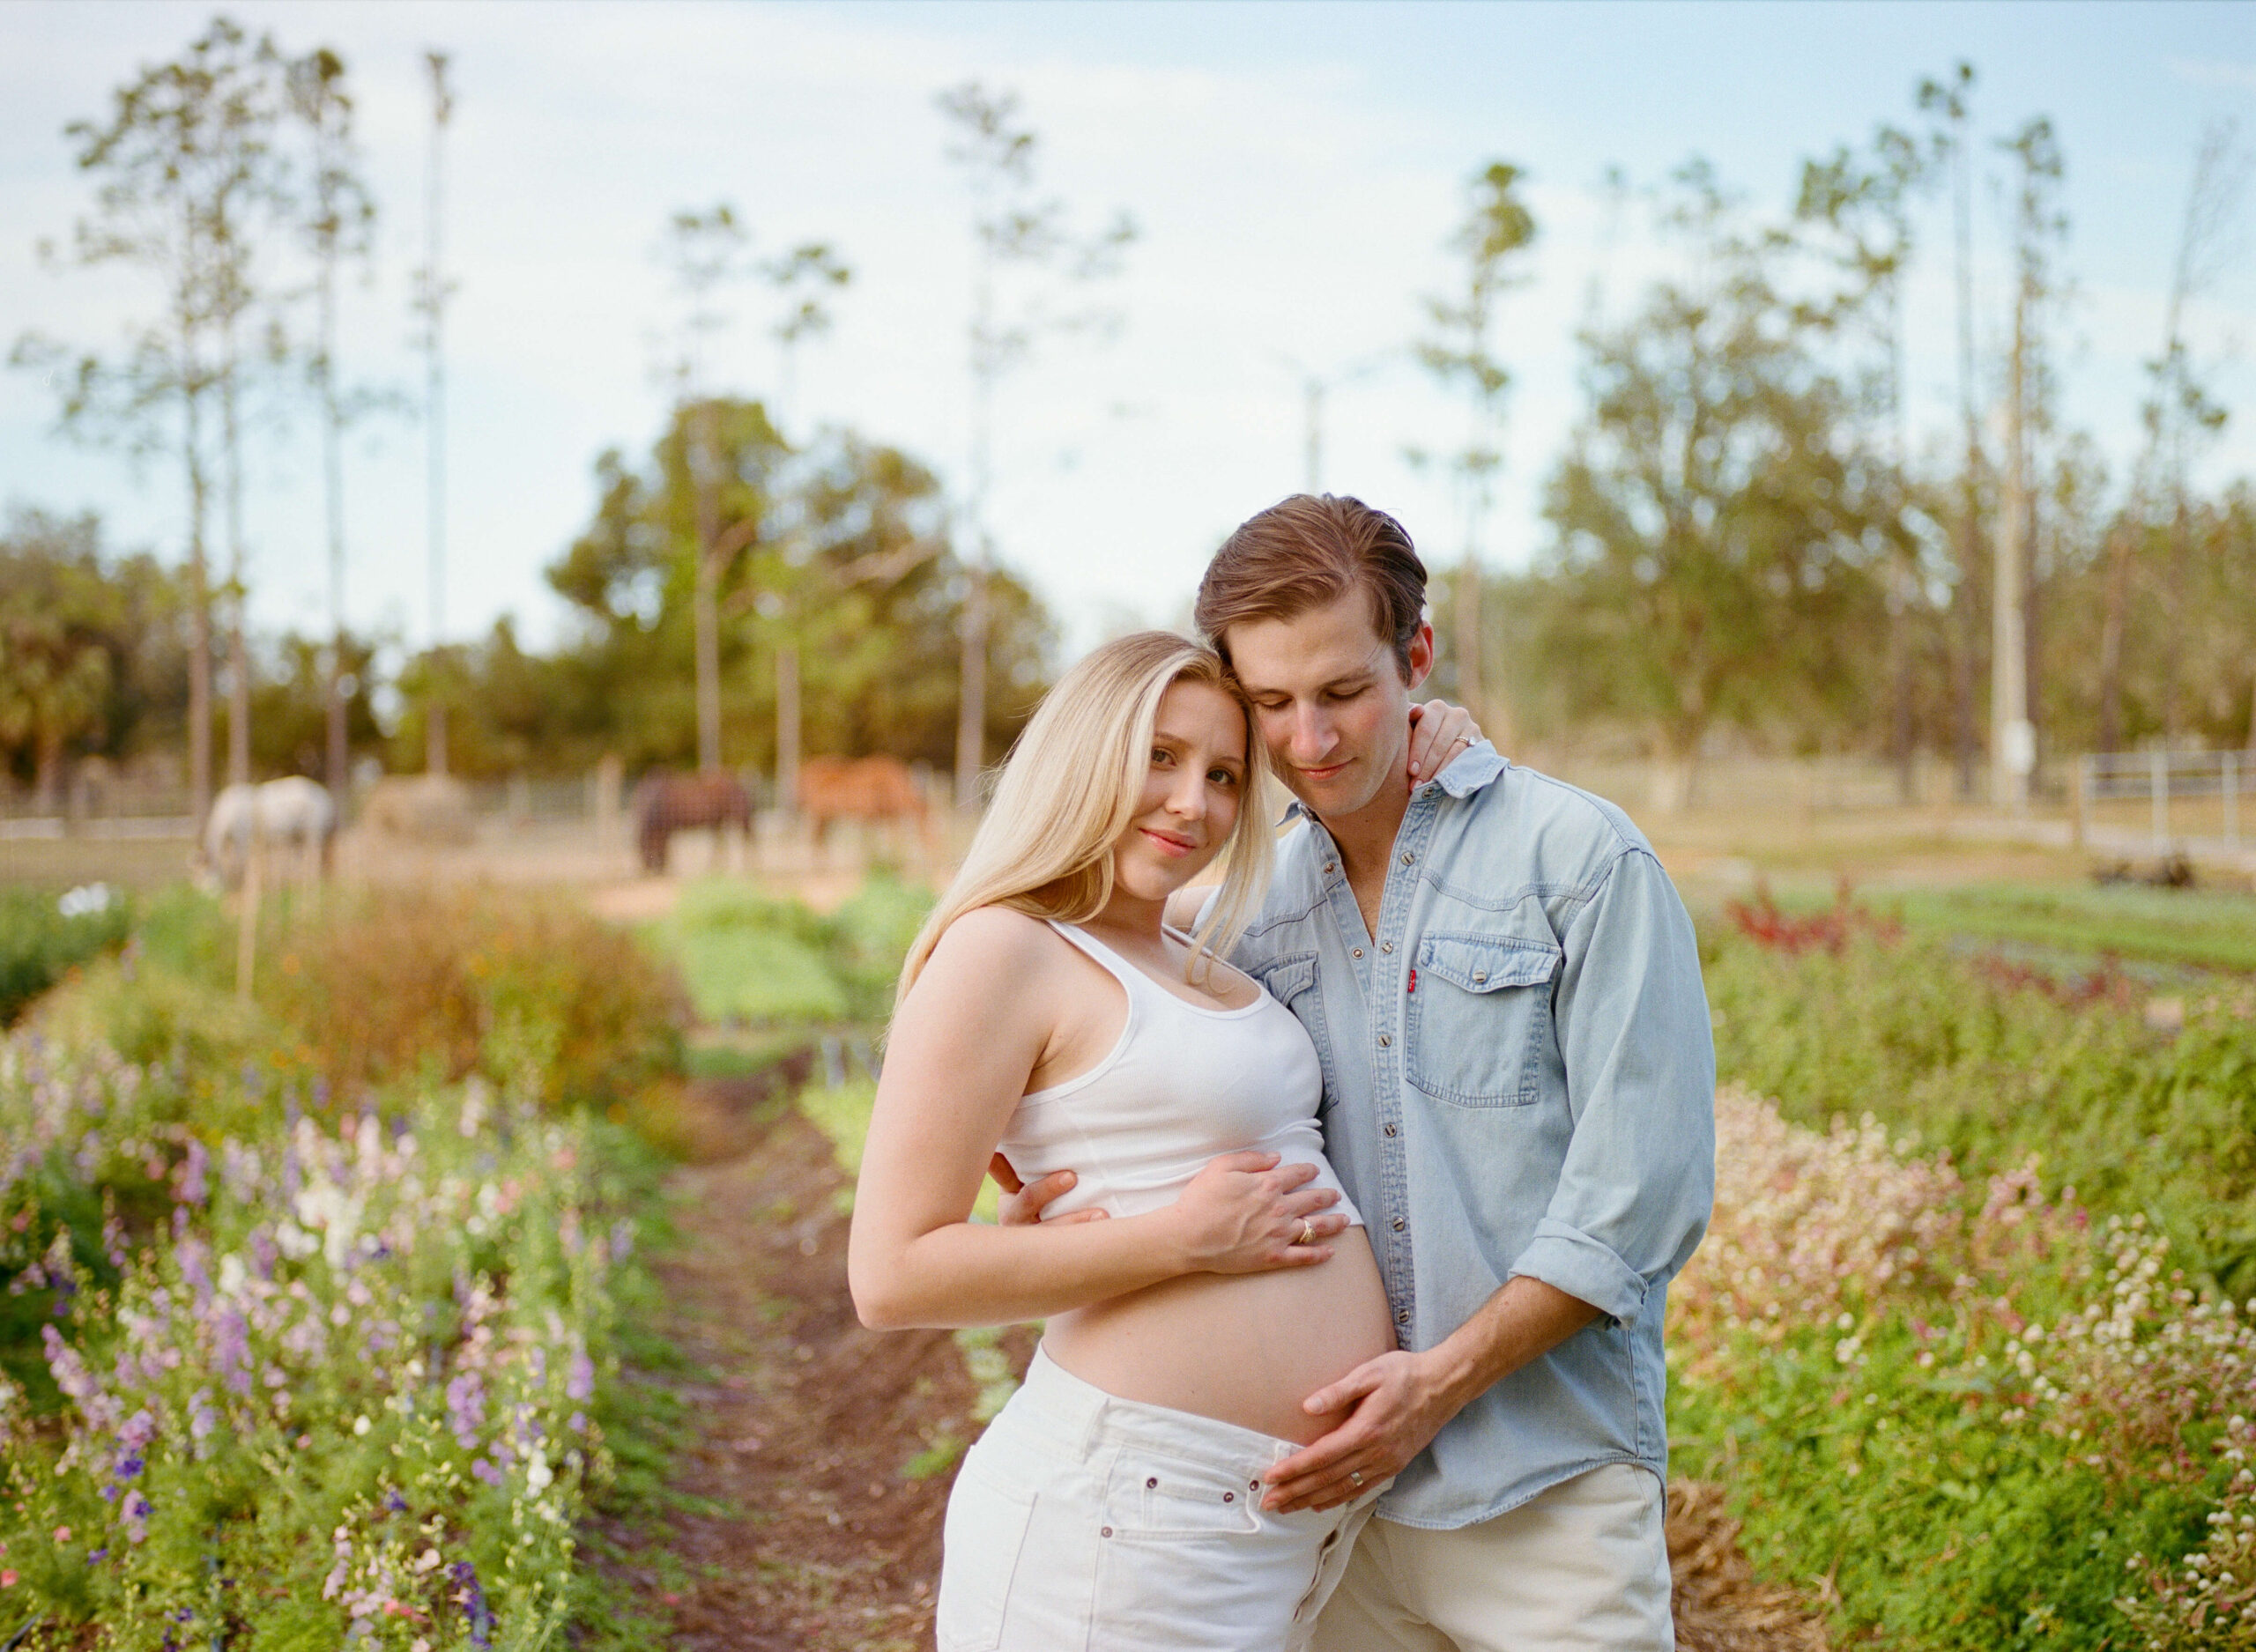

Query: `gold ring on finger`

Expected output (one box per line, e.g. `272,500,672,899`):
1297,1219,1315,1246
1349,1470,1364,1487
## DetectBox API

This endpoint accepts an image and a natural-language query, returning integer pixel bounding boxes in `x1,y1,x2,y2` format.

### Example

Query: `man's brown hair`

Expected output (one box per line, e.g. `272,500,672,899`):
1194,493,1429,677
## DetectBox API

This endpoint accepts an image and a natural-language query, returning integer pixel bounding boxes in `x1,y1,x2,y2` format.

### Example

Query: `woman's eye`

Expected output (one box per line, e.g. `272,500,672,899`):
1208,768,1238,787
1152,747,1174,765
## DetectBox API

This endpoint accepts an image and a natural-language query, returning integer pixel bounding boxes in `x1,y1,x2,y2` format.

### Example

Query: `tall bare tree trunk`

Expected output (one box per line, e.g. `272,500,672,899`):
2163,490,2190,747
185,376,213,834
223,359,251,790
2096,520,2133,752
693,399,723,775
1993,281,2031,811
320,258,348,801
1889,553,1915,802
776,641,801,814
955,559,991,809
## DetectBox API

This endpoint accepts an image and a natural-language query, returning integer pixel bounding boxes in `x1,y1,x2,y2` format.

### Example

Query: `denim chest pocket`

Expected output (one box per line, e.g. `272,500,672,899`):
1405,932,1561,1108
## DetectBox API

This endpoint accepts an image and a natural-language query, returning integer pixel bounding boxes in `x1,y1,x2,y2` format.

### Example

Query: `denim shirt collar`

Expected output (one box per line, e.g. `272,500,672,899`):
1275,740,1509,828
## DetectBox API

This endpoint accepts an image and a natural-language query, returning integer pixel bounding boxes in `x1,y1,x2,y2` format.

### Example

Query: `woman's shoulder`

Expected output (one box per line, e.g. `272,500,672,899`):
926,903,1066,976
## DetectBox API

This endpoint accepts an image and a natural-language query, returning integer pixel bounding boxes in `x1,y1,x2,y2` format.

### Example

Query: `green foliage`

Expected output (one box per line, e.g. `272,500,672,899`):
0,885,130,1025
390,411,1057,780
1882,880,2256,974
1703,922,2256,1295
650,872,934,1028
1538,162,1893,767
1688,919,2256,1644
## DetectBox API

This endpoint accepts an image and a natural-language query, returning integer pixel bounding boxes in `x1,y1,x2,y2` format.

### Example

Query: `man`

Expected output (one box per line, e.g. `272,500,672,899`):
999,493,1712,1647
1204,493,1711,1648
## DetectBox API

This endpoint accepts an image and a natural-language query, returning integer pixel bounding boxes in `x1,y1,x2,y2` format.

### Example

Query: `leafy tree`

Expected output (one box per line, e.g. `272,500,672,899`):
1538,162,1888,807
0,508,191,796
0,512,118,807
389,406,1057,782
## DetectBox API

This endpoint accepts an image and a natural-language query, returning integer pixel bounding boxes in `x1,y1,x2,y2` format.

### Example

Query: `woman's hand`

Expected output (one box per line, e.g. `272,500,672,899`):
994,1150,1346,1273
1406,700,1483,784
1169,1152,1347,1273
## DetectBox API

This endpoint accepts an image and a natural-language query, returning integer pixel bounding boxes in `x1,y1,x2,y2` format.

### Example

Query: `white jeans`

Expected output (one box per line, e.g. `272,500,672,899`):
1311,1463,1674,1652
938,1345,1387,1652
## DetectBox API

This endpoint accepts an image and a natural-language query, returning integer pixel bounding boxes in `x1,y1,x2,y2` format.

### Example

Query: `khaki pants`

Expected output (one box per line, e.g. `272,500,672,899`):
1310,1463,1673,1652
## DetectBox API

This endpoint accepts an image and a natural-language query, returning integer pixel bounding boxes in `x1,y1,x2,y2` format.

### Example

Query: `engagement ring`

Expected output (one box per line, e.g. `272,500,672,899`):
1296,1219,1315,1246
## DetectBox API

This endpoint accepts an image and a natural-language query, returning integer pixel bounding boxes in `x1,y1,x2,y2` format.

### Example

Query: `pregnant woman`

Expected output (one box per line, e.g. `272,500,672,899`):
848,631,1470,1651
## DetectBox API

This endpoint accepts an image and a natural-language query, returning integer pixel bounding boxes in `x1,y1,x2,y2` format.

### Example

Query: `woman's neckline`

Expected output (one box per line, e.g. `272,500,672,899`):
1062,919,1265,1019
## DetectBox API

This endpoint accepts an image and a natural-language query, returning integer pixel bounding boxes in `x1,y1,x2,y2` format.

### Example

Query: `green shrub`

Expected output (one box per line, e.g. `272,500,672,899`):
0,882,131,1024
1703,924,2256,1294
649,872,935,1028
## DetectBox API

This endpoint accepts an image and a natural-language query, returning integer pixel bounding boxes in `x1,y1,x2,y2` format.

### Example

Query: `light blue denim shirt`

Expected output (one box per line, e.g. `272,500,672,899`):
1223,745,1715,1529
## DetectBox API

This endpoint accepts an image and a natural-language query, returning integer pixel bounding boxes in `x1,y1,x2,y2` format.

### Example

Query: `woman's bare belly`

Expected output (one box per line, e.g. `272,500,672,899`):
1041,1226,1397,1445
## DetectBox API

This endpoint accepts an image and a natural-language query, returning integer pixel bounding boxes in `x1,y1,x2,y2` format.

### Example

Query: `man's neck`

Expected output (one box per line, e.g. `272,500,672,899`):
1310,782,1412,934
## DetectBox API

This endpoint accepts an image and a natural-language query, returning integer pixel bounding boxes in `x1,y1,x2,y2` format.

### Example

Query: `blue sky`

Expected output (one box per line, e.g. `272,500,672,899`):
4,0,2252,678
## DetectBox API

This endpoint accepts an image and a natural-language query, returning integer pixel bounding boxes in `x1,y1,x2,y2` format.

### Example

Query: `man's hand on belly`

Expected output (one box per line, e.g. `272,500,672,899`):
1258,1350,1457,1514
1260,1276,1604,1514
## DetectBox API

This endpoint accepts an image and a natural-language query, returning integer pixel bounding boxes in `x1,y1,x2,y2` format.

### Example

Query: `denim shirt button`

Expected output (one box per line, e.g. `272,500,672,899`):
1352,947,1363,959
1384,1123,1397,1137
1391,1217,1406,1232
1380,941,1394,954
1322,862,1337,875
1395,1307,1410,1324
1377,1034,1391,1048
1399,852,1415,867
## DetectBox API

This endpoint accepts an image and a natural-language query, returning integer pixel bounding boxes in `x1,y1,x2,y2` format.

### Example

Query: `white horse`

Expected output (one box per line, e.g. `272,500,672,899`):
203,777,338,888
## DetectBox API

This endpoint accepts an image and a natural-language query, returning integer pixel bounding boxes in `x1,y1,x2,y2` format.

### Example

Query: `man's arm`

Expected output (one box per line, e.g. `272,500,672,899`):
1261,847,1717,1514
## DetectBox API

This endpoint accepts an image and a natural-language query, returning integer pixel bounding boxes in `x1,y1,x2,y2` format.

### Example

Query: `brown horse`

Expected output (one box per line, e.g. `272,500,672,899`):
798,755,931,847
632,770,753,874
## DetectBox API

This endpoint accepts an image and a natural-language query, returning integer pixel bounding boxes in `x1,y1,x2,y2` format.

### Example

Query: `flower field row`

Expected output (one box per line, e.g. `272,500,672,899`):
1675,1082,2256,1648
1,945,663,1648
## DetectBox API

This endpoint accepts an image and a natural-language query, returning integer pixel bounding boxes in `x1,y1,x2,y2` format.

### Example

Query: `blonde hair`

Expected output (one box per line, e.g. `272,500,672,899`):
897,631,1274,1006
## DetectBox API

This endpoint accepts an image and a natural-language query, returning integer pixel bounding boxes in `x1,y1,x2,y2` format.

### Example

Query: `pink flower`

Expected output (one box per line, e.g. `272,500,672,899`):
53,1526,70,1543
0,1569,16,1587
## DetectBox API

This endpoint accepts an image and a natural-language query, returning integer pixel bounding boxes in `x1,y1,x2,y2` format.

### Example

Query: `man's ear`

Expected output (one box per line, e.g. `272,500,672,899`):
1403,621,1436,693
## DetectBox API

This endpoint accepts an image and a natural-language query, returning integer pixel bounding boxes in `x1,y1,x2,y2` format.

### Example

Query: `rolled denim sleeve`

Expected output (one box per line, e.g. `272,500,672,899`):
1506,848,1715,1326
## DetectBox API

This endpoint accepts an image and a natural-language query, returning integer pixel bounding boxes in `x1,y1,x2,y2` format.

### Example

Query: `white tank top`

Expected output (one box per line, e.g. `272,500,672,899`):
995,920,1363,1227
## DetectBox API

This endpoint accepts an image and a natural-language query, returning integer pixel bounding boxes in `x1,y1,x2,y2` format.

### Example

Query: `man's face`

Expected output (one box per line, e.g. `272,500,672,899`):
1224,589,1434,824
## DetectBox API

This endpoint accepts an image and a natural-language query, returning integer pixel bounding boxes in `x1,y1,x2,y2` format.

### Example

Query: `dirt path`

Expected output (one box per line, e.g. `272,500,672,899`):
597,1081,1827,1650
594,1094,1011,1650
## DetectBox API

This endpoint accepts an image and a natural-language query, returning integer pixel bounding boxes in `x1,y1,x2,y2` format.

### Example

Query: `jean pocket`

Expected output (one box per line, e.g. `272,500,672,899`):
1091,1455,1273,1648
937,1455,1040,1652
1405,931,1559,1107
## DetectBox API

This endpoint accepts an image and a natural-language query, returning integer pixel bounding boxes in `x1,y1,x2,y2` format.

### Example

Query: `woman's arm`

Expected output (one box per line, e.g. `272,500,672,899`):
847,907,1347,1331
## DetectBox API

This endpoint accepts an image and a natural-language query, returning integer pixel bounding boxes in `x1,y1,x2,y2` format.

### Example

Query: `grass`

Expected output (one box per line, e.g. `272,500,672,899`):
1885,880,2256,973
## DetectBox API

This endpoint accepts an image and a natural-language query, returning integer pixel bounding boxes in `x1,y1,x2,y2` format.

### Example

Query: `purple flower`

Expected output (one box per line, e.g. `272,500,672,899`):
566,1347,595,1403
213,1308,252,1396
451,1560,494,1648
121,1490,150,1543
175,1139,210,1206
444,1371,486,1449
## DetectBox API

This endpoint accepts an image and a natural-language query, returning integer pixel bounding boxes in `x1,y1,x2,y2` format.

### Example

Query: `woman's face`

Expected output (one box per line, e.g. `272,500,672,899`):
1109,678,1249,904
